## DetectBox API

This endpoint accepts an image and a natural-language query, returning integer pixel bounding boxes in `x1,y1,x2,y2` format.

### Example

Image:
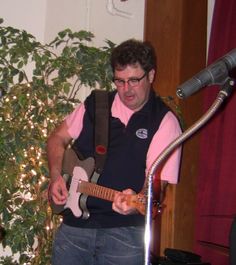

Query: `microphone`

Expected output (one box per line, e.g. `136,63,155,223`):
176,48,236,99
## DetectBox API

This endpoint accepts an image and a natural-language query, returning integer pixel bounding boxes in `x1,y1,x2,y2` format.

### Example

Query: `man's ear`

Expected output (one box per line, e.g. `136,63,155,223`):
148,69,155,83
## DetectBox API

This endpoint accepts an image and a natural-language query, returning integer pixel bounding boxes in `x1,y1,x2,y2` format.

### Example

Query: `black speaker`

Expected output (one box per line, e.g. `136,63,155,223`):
164,248,201,263
230,217,236,265
151,249,211,265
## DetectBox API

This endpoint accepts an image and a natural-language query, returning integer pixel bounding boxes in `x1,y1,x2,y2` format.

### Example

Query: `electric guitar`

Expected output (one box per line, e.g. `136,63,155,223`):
49,148,158,219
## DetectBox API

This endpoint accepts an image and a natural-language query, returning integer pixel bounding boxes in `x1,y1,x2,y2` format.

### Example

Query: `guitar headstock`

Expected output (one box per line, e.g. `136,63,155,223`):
126,193,159,218
127,194,146,215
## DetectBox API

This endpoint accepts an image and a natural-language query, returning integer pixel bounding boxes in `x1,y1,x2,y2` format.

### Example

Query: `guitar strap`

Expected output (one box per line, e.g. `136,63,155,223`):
94,89,109,174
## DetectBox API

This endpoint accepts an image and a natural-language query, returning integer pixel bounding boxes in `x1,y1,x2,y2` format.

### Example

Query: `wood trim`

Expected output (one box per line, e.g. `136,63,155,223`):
144,0,207,256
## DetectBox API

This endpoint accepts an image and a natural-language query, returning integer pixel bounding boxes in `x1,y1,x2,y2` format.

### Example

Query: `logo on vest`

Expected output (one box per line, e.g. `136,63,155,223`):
136,128,148,139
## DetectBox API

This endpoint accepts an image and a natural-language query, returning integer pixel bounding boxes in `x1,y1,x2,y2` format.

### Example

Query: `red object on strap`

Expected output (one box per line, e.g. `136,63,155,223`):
96,145,107,155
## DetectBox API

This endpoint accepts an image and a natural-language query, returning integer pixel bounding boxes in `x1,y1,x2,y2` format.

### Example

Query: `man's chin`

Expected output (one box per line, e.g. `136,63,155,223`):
124,101,136,110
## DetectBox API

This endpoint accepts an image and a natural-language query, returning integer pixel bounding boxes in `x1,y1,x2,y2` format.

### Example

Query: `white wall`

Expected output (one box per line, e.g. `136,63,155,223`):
0,0,145,46
207,0,215,53
44,0,145,46
0,0,47,42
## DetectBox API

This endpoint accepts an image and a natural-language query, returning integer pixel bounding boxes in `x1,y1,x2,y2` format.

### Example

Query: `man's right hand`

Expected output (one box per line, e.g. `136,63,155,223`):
48,176,68,205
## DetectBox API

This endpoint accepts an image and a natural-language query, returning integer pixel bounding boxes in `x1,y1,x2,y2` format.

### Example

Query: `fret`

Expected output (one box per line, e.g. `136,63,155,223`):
78,180,118,202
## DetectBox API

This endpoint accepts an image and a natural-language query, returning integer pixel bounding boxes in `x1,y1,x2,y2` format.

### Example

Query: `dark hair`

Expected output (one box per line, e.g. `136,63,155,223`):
110,39,157,73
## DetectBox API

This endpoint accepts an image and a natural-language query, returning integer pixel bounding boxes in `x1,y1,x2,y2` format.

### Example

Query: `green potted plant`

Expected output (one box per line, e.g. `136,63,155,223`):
0,18,114,264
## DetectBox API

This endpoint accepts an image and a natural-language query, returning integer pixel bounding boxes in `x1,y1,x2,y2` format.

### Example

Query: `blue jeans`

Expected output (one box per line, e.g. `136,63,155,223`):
52,223,145,265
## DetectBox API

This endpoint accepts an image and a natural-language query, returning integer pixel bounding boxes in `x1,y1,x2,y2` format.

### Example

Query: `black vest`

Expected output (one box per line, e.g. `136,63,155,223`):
63,90,169,228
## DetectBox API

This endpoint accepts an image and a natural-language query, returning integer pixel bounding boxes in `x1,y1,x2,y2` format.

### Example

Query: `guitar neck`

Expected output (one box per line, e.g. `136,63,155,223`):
78,180,119,202
78,180,149,216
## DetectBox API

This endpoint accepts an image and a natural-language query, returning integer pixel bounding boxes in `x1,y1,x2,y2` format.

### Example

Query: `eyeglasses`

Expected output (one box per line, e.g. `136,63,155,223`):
113,72,147,88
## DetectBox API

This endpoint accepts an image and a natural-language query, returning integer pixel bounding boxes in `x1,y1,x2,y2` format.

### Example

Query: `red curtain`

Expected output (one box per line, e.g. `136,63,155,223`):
194,0,236,265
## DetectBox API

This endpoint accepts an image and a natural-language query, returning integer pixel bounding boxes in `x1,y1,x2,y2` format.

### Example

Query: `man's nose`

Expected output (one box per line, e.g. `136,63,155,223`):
123,81,131,91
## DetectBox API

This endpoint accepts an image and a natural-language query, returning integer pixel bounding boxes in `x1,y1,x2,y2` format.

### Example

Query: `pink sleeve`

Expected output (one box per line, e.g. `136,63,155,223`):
65,103,86,139
146,111,182,184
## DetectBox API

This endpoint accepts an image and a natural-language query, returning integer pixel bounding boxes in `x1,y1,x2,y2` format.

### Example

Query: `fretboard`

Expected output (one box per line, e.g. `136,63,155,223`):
78,180,120,202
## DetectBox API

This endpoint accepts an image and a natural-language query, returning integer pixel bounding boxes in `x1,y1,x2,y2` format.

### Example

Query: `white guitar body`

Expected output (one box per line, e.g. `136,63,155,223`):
49,148,96,219
64,166,89,218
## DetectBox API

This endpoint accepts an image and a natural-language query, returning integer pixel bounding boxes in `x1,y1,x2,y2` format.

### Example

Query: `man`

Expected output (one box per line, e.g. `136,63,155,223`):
47,39,182,265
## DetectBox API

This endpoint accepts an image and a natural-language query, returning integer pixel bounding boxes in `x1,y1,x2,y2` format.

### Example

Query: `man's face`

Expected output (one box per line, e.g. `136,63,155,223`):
113,64,155,112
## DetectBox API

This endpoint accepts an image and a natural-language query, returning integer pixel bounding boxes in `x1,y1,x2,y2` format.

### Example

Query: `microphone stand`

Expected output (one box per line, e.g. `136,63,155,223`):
144,78,235,265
